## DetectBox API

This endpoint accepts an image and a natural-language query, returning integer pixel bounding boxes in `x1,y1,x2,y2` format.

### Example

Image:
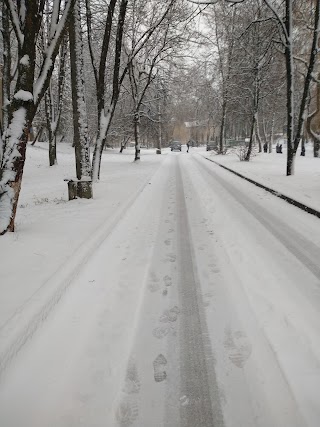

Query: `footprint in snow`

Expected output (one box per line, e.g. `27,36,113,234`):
123,358,141,394
115,394,139,427
153,354,167,382
152,324,171,339
224,327,252,368
164,253,176,263
163,275,172,286
159,306,180,323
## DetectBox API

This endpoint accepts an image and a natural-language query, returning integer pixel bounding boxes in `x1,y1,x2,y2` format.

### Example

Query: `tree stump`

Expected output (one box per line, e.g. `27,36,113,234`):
68,181,78,200
77,181,93,199
67,180,93,200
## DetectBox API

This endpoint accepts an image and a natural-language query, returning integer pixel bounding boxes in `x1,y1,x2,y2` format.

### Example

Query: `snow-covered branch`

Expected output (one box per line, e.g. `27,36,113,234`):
3,0,24,48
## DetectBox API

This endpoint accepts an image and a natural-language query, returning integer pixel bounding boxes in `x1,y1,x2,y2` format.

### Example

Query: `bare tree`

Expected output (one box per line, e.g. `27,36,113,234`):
69,0,92,197
0,0,75,235
45,34,68,166
86,0,177,179
263,0,320,175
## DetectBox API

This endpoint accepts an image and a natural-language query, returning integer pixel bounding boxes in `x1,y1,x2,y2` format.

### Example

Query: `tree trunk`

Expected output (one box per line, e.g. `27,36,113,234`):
0,2,38,234
134,113,141,161
157,101,162,154
92,111,113,180
0,0,75,234
69,0,92,190
45,89,57,166
245,112,256,162
285,0,295,176
300,135,306,156
269,112,275,153
219,100,226,154
90,0,128,181
2,3,11,132
49,136,57,166
255,118,262,153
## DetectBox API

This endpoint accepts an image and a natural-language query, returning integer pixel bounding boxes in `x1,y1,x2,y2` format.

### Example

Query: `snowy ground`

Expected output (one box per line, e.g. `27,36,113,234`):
0,142,320,426
205,143,320,211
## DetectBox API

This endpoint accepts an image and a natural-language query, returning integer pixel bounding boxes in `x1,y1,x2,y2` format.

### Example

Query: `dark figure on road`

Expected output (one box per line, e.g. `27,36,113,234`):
263,142,268,153
187,142,190,153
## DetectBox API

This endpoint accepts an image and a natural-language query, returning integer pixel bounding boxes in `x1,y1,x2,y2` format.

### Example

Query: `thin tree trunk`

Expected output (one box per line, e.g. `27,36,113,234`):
120,136,129,153
157,98,162,154
245,112,256,161
2,3,11,132
134,113,140,161
300,135,306,156
255,117,262,153
269,112,275,153
219,100,226,154
31,126,43,146
45,89,56,166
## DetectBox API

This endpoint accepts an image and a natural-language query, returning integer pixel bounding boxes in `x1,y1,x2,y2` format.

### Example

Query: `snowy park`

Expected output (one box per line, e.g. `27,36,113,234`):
0,142,320,426
1,0,320,426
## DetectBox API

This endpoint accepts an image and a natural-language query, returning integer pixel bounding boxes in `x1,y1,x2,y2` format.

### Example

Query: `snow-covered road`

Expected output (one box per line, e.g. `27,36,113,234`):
1,151,320,426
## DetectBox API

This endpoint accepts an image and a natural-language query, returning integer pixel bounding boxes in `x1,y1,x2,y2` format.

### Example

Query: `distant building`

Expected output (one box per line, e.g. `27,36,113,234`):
184,119,212,145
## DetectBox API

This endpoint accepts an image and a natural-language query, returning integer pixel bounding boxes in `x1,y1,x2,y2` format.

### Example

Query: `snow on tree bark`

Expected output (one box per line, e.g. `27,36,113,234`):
45,35,68,167
134,113,141,161
90,0,128,180
0,0,75,235
264,0,320,175
69,0,92,185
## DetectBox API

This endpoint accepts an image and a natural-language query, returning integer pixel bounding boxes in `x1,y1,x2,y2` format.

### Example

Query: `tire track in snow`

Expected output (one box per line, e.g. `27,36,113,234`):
175,157,224,427
193,155,320,281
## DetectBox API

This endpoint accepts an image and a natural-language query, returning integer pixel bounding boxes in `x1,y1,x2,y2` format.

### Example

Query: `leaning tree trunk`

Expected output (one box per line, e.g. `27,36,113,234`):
120,136,129,153
245,112,256,162
245,68,259,162
0,3,38,234
255,117,262,153
0,0,75,235
0,113,29,234
69,0,92,197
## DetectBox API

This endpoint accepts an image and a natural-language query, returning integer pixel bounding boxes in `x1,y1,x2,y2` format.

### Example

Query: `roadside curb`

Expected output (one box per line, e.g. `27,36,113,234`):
203,156,320,220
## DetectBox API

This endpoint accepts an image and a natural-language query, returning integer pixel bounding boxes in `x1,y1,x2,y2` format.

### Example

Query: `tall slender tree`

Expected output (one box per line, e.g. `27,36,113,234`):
69,0,92,197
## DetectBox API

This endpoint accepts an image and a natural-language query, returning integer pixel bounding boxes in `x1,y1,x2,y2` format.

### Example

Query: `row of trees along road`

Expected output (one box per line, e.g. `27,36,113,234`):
0,0,195,234
192,0,320,172
0,0,319,235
